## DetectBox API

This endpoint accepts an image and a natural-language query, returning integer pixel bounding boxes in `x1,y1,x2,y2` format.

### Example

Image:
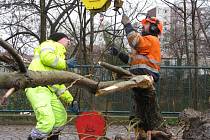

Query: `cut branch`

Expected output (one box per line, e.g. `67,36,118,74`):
99,61,133,77
96,75,153,96
0,53,15,64
0,38,27,73
1,88,15,106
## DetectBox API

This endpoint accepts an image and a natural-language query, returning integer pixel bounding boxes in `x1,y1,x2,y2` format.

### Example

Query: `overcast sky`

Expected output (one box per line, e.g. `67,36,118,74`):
94,0,168,26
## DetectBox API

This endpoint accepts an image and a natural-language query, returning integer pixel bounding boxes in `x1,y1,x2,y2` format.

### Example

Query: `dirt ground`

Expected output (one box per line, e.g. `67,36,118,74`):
0,125,182,140
0,125,129,140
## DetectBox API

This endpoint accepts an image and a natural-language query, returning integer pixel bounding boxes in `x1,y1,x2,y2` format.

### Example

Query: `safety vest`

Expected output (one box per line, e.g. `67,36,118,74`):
128,35,161,74
27,40,73,101
28,40,67,71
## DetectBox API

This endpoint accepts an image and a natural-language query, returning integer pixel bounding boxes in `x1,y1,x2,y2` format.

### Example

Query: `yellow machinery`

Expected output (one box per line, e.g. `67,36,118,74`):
82,0,123,13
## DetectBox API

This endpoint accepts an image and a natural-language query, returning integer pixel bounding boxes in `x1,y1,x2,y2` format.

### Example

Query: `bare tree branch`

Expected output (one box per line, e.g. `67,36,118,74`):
0,38,27,73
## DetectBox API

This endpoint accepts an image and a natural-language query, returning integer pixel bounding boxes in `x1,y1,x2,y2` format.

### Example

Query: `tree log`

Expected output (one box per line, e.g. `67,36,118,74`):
0,70,153,95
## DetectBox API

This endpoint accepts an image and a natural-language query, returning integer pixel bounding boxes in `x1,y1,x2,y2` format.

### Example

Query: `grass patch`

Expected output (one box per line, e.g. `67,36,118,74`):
164,117,178,126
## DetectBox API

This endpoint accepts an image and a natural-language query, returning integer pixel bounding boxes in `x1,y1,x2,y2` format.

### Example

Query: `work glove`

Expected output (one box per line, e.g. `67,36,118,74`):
70,100,80,114
109,46,119,56
59,91,73,105
66,57,77,68
121,14,130,25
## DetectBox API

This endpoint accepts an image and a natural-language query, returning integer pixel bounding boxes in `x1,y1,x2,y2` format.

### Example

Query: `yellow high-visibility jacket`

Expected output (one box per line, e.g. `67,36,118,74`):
28,40,73,103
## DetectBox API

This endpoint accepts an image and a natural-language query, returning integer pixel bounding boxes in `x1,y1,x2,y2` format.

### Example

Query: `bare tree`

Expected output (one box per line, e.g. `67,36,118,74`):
161,0,210,109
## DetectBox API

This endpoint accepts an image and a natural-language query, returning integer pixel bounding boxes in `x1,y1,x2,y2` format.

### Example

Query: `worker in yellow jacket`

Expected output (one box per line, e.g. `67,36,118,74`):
26,33,76,140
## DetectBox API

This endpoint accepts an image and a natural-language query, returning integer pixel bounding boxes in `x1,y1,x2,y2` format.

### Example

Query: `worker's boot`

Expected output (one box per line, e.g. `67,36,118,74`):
27,135,42,140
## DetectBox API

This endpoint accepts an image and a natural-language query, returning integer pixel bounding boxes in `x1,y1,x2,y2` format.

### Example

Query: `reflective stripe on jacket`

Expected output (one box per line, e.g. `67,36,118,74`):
127,31,161,74
28,40,67,71
28,40,72,100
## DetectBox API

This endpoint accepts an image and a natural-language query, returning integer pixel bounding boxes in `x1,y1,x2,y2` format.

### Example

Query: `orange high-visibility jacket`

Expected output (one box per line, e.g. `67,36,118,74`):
127,31,161,74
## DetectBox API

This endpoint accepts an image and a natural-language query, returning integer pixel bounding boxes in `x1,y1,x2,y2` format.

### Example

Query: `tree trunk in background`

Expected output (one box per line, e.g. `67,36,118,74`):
90,13,94,54
184,0,193,111
77,0,87,65
40,0,46,43
191,0,198,109
183,0,190,65
196,9,210,48
89,13,95,107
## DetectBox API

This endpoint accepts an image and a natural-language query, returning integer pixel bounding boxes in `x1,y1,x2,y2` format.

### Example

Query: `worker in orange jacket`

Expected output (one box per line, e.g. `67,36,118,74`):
110,14,165,138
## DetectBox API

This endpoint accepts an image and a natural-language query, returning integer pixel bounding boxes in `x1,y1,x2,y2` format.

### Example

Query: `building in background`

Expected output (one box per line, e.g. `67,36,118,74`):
147,1,210,66
147,5,173,66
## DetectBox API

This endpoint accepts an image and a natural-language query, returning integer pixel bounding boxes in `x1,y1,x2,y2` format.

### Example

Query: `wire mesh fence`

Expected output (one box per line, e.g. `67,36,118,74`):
0,65,210,115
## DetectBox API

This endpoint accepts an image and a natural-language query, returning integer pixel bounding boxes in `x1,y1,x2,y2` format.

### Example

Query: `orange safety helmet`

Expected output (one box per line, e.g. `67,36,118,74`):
141,17,163,34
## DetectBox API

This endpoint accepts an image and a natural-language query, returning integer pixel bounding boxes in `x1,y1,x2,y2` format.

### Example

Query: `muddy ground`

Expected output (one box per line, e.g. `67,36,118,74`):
0,125,127,140
0,125,182,140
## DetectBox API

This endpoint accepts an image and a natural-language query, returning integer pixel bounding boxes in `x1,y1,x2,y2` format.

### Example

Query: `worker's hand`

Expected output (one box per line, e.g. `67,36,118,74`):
121,14,130,25
109,46,119,56
71,100,80,114
66,57,77,68
59,92,73,105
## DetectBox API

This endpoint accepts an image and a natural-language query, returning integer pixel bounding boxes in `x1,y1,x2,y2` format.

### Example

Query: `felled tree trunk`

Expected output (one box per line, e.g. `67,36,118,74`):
179,108,210,140
0,70,153,95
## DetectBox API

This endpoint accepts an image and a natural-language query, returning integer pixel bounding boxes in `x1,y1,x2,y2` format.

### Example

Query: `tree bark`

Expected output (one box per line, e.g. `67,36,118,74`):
40,0,46,42
183,0,190,65
0,71,97,92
